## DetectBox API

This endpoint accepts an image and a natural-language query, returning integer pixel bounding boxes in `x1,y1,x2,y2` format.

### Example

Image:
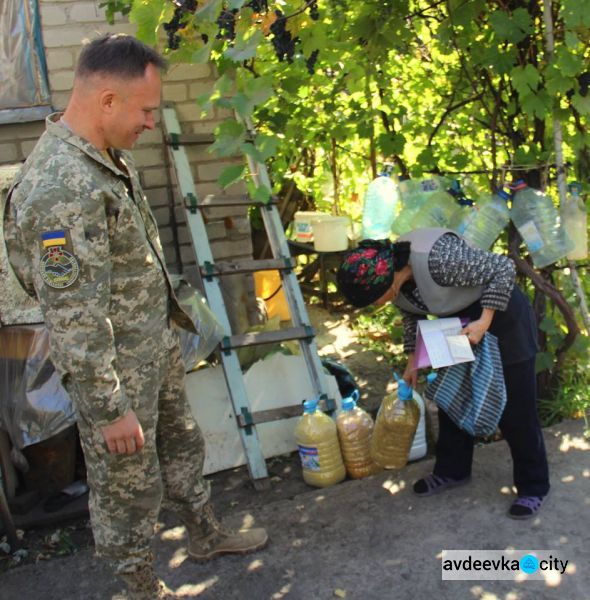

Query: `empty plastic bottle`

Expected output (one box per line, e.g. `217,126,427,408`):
407,388,427,462
295,398,346,487
459,189,511,250
510,181,574,268
447,180,475,233
361,164,400,239
412,188,458,230
393,175,451,235
561,182,587,260
336,390,382,479
370,372,420,470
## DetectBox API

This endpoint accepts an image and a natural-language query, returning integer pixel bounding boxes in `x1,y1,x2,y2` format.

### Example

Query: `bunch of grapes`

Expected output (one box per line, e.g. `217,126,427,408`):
163,0,198,50
308,0,319,20
246,0,268,12
306,49,319,74
270,10,296,62
216,9,239,41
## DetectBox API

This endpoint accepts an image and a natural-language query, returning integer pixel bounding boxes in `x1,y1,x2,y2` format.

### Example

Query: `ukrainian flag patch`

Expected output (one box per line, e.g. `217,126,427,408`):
39,229,79,289
41,230,67,248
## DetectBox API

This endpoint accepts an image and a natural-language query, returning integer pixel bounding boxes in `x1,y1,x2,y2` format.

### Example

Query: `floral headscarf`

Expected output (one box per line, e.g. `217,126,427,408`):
337,239,410,308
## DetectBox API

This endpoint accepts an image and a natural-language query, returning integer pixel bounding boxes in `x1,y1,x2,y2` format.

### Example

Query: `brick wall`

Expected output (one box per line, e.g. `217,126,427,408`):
0,2,258,333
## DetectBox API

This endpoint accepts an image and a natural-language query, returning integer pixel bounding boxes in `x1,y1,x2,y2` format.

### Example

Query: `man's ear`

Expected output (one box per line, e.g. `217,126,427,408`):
99,90,116,114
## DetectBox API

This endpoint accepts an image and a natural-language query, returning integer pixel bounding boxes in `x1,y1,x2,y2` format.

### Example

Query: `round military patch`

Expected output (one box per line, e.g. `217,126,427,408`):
39,247,80,289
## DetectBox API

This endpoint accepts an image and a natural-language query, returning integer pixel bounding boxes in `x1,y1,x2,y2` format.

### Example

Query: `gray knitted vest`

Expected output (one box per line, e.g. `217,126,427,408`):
394,228,482,316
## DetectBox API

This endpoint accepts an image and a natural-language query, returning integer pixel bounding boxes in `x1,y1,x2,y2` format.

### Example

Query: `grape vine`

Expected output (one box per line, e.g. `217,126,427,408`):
163,0,198,50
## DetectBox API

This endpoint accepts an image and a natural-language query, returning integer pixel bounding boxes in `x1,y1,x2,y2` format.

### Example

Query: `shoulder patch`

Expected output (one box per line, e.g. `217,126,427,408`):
38,230,79,289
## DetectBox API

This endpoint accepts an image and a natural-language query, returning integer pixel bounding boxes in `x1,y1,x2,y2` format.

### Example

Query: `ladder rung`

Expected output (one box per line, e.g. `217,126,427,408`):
236,398,335,427
224,326,314,349
165,133,215,146
200,258,293,277
199,194,276,208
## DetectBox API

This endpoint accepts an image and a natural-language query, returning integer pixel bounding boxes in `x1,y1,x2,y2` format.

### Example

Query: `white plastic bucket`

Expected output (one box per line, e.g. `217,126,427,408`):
312,216,350,252
294,211,329,242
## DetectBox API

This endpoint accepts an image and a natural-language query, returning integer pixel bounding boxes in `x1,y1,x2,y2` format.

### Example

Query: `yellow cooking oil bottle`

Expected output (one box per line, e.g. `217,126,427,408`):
371,372,420,470
336,390,382,479
295,398,346,487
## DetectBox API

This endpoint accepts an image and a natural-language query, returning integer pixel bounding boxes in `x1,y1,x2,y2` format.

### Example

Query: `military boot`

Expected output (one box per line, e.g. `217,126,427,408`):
119,564,175,600
182,502,268,561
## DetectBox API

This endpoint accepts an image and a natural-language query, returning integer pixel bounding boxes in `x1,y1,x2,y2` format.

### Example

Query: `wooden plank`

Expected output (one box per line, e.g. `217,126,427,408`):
226,326,314,349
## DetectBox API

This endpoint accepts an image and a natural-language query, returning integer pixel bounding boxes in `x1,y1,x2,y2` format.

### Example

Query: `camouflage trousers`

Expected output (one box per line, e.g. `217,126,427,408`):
73,340,210,574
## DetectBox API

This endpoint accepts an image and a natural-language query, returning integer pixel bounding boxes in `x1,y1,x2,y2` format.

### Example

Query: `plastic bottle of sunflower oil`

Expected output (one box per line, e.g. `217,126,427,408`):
460,189,511,250
336,390,382,479
561,182,587,260
510,181,574,268
361,163,400,240
370,372,420,470
295,398,346,487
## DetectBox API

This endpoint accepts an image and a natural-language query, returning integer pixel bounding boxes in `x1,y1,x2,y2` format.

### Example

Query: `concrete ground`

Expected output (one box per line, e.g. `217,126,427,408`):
1,418,588,600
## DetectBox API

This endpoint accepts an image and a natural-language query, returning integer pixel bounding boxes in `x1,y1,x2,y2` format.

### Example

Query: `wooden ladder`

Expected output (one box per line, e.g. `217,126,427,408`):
161,104,335,489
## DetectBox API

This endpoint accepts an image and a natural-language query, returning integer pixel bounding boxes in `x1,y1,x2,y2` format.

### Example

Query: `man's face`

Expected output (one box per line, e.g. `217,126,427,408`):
104,63,161,150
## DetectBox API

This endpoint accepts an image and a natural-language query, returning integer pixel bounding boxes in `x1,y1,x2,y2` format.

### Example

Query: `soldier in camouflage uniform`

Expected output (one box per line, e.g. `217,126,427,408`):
3,34,267,599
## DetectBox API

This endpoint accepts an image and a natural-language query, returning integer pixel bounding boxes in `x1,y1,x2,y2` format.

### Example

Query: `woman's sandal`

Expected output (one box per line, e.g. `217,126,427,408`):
507,495,547,520
413,473,471,497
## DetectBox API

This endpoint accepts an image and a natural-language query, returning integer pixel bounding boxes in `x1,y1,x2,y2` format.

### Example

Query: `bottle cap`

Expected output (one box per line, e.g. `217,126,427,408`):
495,188,510,201
379,163,395,177
568,182,583,195
302,399,318,414
510,179,527,192
341,397,356,411
393,371,413,401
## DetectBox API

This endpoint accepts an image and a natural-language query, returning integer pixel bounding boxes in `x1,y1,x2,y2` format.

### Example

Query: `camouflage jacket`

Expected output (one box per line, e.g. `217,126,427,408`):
4,114,197,427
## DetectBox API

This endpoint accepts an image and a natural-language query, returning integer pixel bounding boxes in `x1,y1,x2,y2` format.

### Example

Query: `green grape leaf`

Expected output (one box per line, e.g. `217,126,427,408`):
196,0,223,22
245,76,274,106
241,141,265,163
209,119,246,156
571,93,590,115
225,29,264,62
511,64,540,95
253,184,272,204
129,0,173,46
555,49,584,77
218,164,246,189
255,133,280,161
192,40,213,64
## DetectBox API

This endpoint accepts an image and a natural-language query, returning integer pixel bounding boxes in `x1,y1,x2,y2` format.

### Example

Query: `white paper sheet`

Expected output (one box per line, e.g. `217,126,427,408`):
418,318,475,368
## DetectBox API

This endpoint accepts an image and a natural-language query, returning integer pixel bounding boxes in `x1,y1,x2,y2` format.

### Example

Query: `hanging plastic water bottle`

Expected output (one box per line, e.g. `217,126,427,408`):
510,181,574,268
460,189,511,250
412,188,458,229
393,175,452,235
448,180,476,234
361,164,400,240
561,182,587,260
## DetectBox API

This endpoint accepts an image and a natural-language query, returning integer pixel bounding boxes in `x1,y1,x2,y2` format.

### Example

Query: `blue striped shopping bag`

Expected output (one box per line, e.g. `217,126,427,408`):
424,333,507,437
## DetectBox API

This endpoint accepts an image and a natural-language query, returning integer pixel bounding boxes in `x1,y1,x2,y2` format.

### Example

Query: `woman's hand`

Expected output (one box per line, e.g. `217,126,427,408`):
402,352,418,387
461,308,495,345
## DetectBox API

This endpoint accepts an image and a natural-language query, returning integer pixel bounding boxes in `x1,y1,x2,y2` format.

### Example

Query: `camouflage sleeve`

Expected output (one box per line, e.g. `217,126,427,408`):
14,186,129,428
